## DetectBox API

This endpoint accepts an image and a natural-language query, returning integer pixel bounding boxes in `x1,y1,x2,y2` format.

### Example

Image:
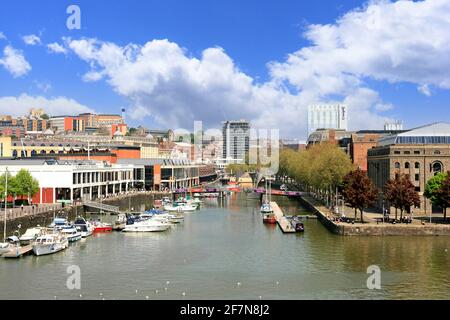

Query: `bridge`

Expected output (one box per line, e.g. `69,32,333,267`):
172,186,305,197
83,201,121,214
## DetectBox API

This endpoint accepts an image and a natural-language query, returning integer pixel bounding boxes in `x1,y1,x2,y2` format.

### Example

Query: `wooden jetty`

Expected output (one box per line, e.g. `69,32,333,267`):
271,202,295,233
1,245,33,259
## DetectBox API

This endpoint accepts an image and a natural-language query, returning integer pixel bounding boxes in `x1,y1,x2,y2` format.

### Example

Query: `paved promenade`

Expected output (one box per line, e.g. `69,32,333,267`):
300,195,450,236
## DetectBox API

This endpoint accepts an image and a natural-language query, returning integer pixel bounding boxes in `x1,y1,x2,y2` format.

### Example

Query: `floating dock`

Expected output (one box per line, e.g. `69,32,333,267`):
1,245,33,259
271,202,295,233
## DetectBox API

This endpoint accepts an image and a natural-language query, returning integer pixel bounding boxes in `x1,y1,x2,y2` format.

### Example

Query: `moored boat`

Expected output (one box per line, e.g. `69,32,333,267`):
91,220,113,233
61,226,82,242
73,217,94,238
32,232,68,256
19,227,47,245
113,213,127,231
260,202,273,214
122,219,171,233
49,218,70,230
0,236,21,256
263,214,277,224
164,202,197,212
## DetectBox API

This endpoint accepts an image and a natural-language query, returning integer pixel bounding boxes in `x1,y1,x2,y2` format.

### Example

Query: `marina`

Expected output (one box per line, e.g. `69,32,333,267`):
0,193,450,299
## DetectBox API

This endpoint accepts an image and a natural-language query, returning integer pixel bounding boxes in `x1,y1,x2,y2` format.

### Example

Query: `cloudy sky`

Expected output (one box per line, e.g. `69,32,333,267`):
0,0,449,139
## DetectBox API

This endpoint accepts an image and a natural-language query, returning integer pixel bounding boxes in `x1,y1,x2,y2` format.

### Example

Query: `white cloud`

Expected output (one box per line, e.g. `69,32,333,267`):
65,0,450,138
47,42,68,54
0,45,31,78
0,94,94,117
0,32,6,40
22,34,41,46
418,84,432,96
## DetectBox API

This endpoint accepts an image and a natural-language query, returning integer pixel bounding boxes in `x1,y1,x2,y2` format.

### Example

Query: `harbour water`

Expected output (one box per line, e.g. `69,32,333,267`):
0,193,449,300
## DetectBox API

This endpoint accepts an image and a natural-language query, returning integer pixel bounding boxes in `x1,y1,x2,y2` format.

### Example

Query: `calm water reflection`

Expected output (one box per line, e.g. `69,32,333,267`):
0,194,449,300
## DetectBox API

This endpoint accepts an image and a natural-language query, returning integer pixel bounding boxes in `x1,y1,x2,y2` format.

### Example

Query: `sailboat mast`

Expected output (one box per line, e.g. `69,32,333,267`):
3,167,8,242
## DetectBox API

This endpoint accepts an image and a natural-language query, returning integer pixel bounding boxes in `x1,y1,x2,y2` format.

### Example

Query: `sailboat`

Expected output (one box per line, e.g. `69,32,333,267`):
261,176,277,224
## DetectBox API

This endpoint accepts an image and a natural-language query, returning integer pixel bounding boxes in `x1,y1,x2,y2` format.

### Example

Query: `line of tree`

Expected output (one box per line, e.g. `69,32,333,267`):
0,169,39,205
279,144,353,207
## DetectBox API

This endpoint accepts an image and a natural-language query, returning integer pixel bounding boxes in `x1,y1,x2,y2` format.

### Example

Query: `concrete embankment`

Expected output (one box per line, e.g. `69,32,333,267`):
299,195,450,236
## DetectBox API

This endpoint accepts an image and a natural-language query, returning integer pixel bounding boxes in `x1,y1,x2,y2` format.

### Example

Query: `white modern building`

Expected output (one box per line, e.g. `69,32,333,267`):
307,104,348,136
0,159,144,204
222,120,250,163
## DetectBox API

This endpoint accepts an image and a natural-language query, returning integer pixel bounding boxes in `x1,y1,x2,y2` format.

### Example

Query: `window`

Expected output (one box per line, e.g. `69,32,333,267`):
432,162,443,175
404,151,411,155
434,150,441,155
405,162,410,169
415,162,420,169
414,151,420,155
415,174,420,181
394,150,401,155
394,162,400,169
415,187,421,192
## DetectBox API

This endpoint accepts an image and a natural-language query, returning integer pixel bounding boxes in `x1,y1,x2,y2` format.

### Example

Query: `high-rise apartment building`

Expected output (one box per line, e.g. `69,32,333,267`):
307,104,348,136
222,120,250,163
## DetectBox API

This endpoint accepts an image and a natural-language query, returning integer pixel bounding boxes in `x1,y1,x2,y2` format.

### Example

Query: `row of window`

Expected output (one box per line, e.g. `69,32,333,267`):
393,150,442,155
72,171,133,185
394,161,443,173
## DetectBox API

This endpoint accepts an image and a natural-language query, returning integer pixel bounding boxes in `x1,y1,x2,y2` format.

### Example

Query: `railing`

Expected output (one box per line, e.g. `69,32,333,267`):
83,201,120,213
2,204,63,222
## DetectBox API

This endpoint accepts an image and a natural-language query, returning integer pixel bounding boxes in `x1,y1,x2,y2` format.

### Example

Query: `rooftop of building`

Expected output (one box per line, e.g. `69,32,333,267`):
117,158,195,167
378,122,450,146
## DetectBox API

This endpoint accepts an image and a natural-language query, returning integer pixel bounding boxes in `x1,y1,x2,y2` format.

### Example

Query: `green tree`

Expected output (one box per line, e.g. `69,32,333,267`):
342,169,379,223
425,171,450,222
424,172,447,220
0,171,16,202
436,172,450,221
41,113,50,120
12,169,39,204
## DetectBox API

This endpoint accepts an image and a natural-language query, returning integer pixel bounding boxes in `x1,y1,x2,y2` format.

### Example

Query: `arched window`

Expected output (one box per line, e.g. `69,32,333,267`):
394,162,400,169
49,150,55,154
405,162,410,169
12,150,18,158
432,162,443,175
415,162,420,169
40,150,46,155
31,150,37,156
434,150,441,155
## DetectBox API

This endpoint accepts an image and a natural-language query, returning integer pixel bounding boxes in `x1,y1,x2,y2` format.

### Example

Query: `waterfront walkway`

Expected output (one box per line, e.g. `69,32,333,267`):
301,195,450,236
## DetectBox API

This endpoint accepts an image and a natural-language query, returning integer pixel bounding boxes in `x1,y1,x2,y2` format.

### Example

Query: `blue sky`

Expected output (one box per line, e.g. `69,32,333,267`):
0,0,449,139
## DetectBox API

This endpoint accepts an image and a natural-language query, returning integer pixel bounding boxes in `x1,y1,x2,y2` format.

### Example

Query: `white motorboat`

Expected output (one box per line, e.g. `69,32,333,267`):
122,219,171,233
32,232,69,256
19,227,47,245
61,226,82,242
49,218,70,230
0,236,20,256
260,202,273,214
113,213,127,231
73,217,94,238
164,203,197,212
152,213,184,224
